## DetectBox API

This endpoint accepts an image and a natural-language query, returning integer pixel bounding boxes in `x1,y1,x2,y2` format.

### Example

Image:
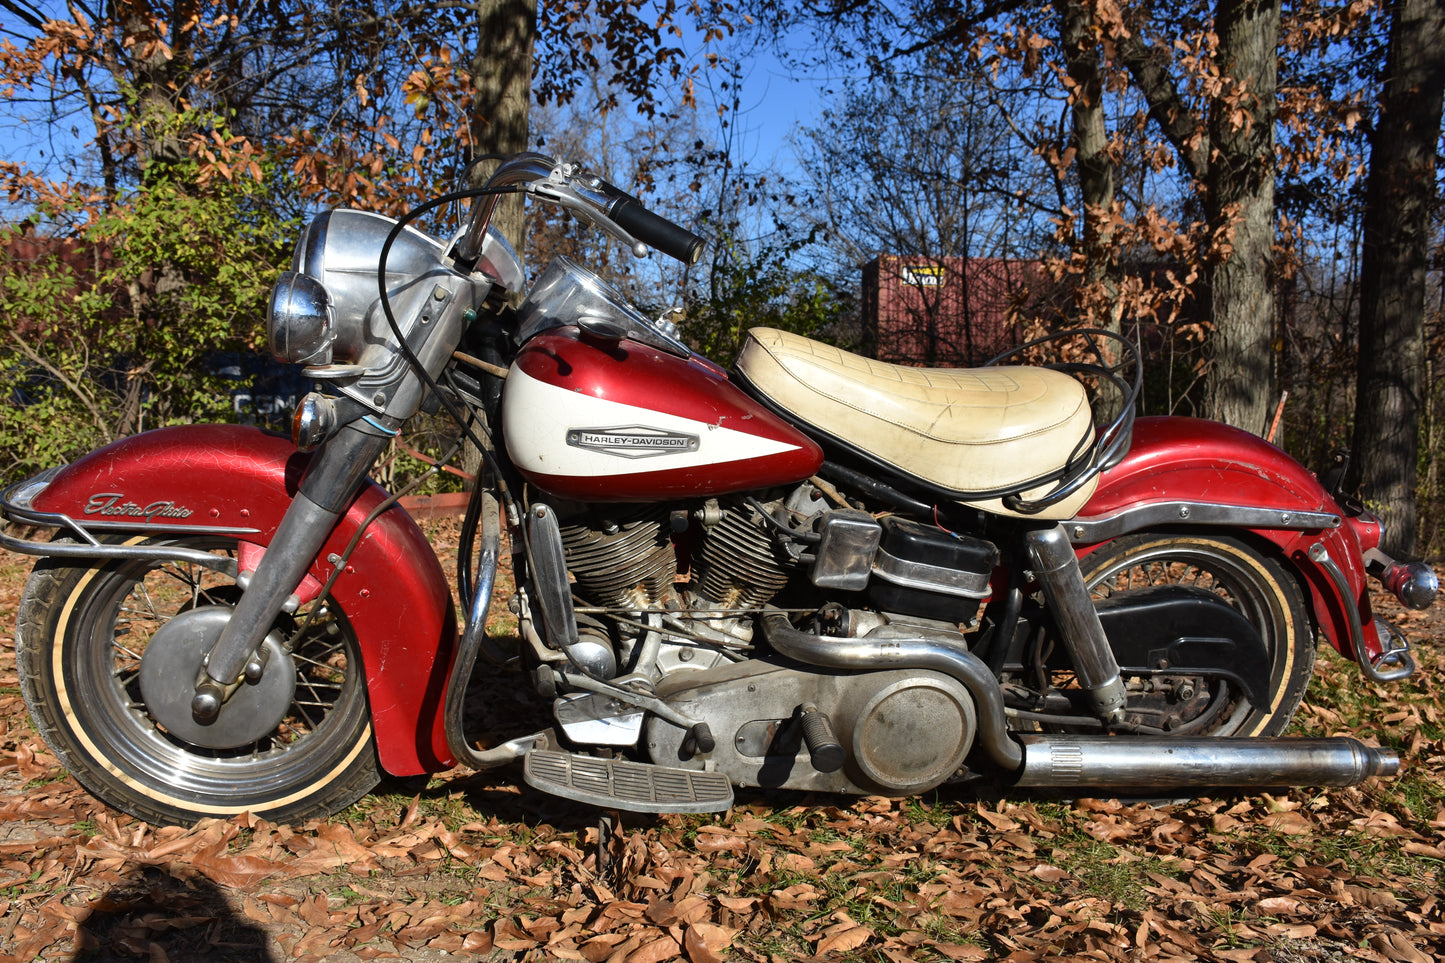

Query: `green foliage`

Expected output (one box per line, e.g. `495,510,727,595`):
0,244,111,471
0,152,294,482
682,231,856,367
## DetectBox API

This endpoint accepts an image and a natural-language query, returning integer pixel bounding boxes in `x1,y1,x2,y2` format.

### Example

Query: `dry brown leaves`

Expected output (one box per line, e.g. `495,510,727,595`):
1,547,1443,962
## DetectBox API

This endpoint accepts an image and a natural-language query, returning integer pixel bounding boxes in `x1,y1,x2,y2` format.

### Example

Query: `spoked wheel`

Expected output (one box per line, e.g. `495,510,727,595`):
1079,532,1315,737
16,536,380,825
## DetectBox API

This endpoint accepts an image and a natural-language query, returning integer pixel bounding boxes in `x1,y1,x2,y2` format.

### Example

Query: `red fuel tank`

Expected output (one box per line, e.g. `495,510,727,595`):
502,329,824,501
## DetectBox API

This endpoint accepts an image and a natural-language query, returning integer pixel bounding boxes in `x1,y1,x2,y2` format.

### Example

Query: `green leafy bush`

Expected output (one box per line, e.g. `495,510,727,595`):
1,159,294,483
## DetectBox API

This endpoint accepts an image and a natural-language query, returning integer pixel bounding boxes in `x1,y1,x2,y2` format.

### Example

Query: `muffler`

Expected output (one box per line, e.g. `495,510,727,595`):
761,610,1398,790
1014,734,1398,789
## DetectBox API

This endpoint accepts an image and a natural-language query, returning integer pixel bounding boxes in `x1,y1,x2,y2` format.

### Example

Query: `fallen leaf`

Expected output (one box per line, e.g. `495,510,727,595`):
816,924,870,956
1370,930,1432,963
682,924,724,963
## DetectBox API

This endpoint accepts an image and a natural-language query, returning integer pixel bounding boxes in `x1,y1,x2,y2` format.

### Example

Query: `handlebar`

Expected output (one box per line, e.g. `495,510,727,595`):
605,190,707,265
451,152,706,271
452,153,556,270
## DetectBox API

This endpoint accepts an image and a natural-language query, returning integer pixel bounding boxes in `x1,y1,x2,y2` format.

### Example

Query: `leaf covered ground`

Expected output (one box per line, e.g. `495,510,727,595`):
0,537,1442,963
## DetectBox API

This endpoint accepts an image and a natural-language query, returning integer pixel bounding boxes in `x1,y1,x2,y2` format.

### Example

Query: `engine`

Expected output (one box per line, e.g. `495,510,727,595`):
558,504,677,612
548,480,1003,679
555,492,801,679
539,485,1003,797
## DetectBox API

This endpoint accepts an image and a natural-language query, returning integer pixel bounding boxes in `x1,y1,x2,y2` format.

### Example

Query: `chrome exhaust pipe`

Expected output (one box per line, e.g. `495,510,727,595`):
1015,734,1398,789
761,612,1397,790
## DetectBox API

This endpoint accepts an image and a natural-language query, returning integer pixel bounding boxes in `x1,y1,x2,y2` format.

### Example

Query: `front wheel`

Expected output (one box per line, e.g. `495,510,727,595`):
1079,532,1315,737
16,536,381,825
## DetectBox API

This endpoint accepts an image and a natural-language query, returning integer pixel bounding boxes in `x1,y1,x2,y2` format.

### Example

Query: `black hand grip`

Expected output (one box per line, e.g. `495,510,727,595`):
610,196,707,265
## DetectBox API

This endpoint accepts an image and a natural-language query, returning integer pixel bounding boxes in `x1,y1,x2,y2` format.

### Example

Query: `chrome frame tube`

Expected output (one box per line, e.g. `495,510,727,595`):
444,488,516,769
1308,542,1416,682
1,476,246,573
1067,501,1342,543
0,527,239,575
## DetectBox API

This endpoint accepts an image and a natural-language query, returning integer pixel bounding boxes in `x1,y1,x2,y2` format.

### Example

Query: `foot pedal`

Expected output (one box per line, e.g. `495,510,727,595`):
523,749,734,814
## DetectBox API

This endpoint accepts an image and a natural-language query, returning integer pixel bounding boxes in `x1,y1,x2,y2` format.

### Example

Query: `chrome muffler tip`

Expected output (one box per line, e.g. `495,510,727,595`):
1371,744,1401,778
1013,735,1400,789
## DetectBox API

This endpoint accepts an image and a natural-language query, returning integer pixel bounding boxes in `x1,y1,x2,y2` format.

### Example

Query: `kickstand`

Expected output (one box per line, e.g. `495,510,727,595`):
595,810,618,881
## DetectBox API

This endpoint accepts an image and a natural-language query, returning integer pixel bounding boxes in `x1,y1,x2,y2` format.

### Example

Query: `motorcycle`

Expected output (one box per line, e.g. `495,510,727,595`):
2,153,1435,826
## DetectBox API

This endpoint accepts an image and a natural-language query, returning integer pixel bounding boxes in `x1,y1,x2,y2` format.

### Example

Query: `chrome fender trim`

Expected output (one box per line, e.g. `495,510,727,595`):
1067,501,1342,544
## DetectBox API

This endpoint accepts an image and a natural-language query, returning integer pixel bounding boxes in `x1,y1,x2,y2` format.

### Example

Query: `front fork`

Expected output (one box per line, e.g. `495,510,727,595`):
190,422,395,721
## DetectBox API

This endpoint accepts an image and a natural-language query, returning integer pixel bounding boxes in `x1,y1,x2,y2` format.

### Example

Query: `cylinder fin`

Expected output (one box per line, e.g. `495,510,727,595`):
694,503,792,611
560,507,675,609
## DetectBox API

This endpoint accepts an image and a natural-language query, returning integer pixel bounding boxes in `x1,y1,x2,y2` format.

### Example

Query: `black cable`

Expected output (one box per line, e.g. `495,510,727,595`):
458,152,512,185
374,184,524,511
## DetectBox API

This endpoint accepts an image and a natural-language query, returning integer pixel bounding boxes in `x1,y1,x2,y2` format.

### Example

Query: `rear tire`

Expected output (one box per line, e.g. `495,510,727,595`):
16,537,380,825
1079,532,1314,737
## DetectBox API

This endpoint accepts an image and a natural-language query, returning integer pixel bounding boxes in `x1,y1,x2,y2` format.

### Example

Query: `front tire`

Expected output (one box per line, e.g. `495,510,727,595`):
16,537,381,825
1079,532,1315,737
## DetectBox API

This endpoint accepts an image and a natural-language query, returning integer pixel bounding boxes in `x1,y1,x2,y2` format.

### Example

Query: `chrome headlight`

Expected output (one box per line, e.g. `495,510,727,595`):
268,271,334,365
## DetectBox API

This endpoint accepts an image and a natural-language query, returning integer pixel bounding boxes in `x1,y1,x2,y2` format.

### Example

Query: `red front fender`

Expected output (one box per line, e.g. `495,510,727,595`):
1080,416,1382,661
25,424,457,775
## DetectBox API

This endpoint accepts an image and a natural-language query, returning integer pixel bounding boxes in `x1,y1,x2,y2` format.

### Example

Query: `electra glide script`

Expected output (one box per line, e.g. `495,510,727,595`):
3,153,1435,825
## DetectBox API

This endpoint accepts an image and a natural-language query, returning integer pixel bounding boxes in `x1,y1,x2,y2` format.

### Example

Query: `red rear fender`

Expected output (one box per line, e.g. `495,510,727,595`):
1081,416,1380,659
25,424,457,775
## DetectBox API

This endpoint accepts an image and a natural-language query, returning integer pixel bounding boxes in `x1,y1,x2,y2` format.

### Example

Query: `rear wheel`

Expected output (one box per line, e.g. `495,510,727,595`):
16,537,380,825
1079,532,1314,737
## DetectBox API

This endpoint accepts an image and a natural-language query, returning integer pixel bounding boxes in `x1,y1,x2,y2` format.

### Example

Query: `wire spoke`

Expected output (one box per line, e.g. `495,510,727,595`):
291,639,348,670
94,540,358,769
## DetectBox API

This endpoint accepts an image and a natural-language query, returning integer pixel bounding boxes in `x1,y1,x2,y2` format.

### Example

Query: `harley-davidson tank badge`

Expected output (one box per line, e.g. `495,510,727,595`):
566,426,701,459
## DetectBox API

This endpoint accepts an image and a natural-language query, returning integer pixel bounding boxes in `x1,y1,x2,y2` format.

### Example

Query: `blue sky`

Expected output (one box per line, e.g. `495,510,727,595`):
0,4,835,226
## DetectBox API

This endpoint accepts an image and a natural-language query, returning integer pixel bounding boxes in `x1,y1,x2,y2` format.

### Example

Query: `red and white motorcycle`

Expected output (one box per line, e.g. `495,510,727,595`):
3,153,1432,825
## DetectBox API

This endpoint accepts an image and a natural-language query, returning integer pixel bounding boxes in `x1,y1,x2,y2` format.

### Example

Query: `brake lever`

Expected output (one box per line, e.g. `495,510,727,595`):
527,165,652,258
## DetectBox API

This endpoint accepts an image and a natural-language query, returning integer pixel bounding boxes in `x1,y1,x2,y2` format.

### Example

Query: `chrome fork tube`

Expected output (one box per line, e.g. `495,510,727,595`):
191,423,393,722
1024,524,1128,723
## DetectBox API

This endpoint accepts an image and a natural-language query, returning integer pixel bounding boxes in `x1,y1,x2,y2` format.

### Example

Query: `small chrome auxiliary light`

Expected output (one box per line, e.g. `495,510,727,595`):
1366,548,1439,610
292,392,337,451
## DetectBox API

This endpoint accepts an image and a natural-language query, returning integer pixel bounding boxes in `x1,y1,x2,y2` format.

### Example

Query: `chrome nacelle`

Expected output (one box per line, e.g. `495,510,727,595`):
267,209,524,368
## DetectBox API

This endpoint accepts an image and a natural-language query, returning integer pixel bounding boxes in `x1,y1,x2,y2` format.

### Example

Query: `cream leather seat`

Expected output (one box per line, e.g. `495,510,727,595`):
734,328,1098,518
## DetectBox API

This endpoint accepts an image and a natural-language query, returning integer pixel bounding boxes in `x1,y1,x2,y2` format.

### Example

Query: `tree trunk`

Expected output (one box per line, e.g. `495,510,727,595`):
113,0,190,170
1202,0,1280,435
464,0,535,483
1347,0,1445,557
1057,0,1119,332
468,0,535,258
